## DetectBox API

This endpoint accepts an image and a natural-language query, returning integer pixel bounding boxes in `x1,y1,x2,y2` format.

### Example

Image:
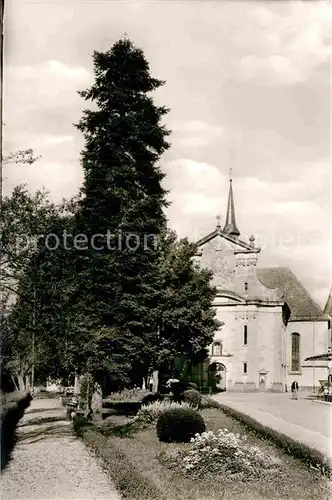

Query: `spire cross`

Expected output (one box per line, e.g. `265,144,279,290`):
216,215,221,228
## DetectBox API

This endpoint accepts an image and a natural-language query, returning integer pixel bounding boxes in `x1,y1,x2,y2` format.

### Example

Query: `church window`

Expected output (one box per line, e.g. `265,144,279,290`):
244,325,248,345
244,282,248,292
212,341,222,356
243,362,247,374
291,333,300,372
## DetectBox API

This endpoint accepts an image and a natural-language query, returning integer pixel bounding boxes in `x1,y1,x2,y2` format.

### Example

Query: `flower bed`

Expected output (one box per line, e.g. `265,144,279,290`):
163,428,282,480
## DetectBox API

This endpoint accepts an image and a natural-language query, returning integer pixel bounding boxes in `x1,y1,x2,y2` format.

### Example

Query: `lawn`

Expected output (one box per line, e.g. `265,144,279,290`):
77,407,331,500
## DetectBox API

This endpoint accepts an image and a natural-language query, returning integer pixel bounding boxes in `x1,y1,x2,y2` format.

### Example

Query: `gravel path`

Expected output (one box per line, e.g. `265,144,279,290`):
0,398,121,499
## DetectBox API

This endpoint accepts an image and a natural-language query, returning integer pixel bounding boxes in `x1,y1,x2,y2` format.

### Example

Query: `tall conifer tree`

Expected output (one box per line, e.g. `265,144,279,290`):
74,39,170,386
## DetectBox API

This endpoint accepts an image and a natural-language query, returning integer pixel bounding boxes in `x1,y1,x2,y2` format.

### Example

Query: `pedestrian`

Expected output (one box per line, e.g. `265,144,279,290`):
328,385,332,403
291,380,299,399
323,385,329,402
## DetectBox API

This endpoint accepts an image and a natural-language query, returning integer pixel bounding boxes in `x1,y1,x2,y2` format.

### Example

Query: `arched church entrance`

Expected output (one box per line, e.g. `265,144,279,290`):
209,362,227,391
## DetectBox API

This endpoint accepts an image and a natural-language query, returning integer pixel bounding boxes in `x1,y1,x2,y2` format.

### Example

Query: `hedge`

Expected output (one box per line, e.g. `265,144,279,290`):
0,391,32,471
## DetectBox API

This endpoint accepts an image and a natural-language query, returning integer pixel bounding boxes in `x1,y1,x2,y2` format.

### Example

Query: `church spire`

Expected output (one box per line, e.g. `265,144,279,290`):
223,165,240,237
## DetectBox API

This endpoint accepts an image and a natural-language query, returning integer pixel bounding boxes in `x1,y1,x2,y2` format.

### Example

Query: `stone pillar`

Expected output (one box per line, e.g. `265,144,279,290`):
152,370,159,393
74,373,82,395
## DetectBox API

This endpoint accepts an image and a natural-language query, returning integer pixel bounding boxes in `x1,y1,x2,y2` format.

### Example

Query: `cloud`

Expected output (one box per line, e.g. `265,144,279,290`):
43,135,74,145
171,120,224,147
236,1,331,85
4,61,92,143
3,0,330,308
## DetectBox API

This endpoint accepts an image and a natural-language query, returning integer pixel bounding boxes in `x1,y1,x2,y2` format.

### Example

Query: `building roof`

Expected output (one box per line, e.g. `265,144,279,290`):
257,267,323,319
195,225,260,253
324,287,332,315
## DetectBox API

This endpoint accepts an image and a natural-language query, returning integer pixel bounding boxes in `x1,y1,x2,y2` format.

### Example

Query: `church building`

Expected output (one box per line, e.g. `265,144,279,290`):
194,176,331,392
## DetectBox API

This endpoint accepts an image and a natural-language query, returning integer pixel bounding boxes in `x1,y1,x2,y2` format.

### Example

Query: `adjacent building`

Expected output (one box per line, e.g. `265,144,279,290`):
194,176,331,391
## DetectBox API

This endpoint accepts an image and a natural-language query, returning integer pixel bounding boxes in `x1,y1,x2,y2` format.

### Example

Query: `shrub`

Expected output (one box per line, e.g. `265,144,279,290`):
106,388,147,402
72,414,94,437
172,428,282,480
102,401,142,416
156,407,206,443
182,389,201,408
200,396,221,409
136,400,191,426
141,392,164,406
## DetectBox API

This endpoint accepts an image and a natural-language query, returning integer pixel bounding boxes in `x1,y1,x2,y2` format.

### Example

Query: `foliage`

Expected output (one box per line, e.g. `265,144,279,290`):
72,37,171,386
156,407,206,443
182,389,201,409
0,185,61,299
75,407,331,500
106,388,148,402
72,414,94,438
200,396,222,409
3,148,40,165
72,38,220,388
79,373,94,406
141,392,165,406
175,429,282,480
156,232,220,372
170,356,221,393
0,183,83,390
102,401,142,416
2,39,220,395
1,196,81,390
136,400,190,426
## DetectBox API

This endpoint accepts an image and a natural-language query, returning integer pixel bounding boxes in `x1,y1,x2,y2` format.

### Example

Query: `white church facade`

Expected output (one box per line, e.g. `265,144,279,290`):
194,178,331,392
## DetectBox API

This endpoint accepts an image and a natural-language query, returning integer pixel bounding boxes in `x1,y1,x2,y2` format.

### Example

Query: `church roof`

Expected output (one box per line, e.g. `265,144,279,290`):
324,287,332,315
257,267,323,319
195,225,259,252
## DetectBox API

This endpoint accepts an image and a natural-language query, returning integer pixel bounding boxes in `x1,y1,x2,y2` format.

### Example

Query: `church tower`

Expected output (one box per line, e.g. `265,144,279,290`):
223,169,240,238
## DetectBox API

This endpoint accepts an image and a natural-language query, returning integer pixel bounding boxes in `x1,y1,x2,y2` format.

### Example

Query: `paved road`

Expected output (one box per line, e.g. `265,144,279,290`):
213,391,332,463
0,398,120,500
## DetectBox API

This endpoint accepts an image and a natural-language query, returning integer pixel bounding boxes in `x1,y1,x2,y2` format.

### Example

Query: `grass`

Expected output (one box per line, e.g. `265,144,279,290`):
74,407,331,500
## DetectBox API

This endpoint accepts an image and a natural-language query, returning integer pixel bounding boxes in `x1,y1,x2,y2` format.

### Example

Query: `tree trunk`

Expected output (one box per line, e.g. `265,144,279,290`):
11,376,19,391
17,374,25,392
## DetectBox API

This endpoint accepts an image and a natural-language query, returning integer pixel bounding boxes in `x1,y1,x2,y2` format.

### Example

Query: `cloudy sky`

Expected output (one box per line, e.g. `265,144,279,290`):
4,0,331,308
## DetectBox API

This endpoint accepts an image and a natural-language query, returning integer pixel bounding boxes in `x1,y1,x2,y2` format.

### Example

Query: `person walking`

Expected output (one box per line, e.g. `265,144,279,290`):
291,380,299,399
323,385,329,402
